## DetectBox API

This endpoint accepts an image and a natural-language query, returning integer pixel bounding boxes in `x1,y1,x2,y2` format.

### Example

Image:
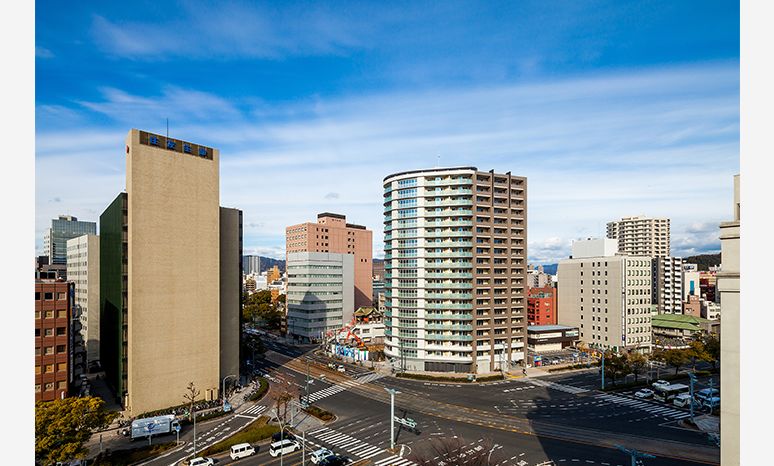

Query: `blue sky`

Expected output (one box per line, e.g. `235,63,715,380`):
35,0,740,263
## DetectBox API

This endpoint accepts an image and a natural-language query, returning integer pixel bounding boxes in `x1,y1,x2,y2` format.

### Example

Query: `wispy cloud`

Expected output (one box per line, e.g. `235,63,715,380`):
35,62,739,259
36,46,54,58
90,2,373,60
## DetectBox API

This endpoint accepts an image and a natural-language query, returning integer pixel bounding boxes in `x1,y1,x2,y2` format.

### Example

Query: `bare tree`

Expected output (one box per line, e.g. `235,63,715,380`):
182,381,201,422
271,386,298,424
410,437,503,466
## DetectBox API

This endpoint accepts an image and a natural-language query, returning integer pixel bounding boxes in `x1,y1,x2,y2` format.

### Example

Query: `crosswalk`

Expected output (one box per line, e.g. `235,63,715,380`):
526,378,589,395
595,393,691,420
305,372,385,404
241,404,267,416
305,426,417,465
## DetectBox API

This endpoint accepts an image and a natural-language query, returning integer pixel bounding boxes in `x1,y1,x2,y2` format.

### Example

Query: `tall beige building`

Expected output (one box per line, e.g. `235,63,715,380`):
286,213,373,310
66,234,100,364
382,167,527,374
606,215,670,257
558,239,653,353
718,174,740,466
101,129,241,415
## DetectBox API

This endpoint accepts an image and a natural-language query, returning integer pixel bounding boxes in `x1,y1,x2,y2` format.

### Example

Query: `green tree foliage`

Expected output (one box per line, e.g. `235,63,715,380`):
626,351,649,382
701,333,720,370
601,351,629,386
243,289,283,330
654,348,690,375
35,397,118,464
686,339,712,371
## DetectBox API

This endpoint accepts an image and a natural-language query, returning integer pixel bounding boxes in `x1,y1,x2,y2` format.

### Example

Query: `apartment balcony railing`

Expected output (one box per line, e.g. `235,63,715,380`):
423,231,473,238
424,324,473,331
425,303,473,310
425,292,473,300
424,312,473,320
425,283,473,289
425,179,473,187
425,251,473,258
425,333,473,341
424,273,473,279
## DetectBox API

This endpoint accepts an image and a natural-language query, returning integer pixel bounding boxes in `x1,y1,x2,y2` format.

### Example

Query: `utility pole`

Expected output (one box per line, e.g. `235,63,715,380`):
688,373,697,423
601,353,605,390
385,388,400,450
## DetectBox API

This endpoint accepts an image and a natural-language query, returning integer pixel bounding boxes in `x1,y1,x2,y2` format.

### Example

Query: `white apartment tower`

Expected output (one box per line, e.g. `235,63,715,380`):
286,252,354,342
383,167,527,375
66,234,100,364
557,239,653,353
652,256,684,314
606,215,670,257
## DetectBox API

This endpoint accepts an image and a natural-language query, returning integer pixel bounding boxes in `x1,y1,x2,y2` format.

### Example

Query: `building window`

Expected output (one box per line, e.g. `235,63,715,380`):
45,364,54,373
44,346,54,355
45,382,54,392
35,292,41,300
35,384,41,393
56,327,66,336
44,329,53,337
57,363,67,372
56,344,66,353
57,381,67,389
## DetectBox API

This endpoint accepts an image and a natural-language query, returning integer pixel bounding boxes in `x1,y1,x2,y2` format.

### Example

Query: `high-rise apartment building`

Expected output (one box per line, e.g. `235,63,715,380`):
382,167,527,374
652,256,683,314
66,234,100,364
44,215,97,265
718,174,740,466
35,280,74,401
527,264,552,289
100,129,241,415
243,255,261,276
557,239,653,353
286,252,354,342
606,215,670,257
286,213,373,309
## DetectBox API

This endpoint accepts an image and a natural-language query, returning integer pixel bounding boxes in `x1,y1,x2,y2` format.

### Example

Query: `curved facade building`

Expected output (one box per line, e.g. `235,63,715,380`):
383,167,527,374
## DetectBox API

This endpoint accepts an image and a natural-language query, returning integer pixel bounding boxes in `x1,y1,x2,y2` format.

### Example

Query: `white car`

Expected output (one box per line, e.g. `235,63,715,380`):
187,458,215,466
634,388,654,399
311,448,335,464
337,365,346,372
651,380,670,389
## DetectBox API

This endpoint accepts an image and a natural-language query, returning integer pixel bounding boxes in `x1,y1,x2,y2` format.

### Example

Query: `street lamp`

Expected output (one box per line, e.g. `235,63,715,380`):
384,388,400,450
222,374,237,411
271,408,287,466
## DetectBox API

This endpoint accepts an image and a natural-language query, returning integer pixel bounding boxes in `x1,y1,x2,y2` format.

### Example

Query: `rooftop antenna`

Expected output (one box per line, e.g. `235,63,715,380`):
436,153,441,168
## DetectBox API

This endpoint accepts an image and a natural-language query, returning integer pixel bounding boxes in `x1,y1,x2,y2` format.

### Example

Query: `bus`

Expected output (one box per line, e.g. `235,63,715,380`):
653,383,689,402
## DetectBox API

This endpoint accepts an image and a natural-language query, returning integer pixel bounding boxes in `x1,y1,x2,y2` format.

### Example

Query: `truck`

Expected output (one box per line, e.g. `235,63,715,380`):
130,414,180,441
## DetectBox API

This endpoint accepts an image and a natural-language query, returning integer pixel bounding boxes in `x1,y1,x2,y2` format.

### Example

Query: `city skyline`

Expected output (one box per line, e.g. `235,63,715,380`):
36,1,739,264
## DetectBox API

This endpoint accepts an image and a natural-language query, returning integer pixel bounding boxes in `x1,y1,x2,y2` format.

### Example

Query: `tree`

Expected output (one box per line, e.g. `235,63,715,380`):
655,348,689,375
701,333,720,371
182,381,201,421
686,339,711,371
272,387,297,425
36,397,118,465
601,351,627,386
627,352,648,383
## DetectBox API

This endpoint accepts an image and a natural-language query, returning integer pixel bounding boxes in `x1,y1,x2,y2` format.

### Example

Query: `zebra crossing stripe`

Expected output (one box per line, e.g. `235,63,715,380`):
361,448,387,459
374,456,401,466
309,427,330,435
393,459,414,466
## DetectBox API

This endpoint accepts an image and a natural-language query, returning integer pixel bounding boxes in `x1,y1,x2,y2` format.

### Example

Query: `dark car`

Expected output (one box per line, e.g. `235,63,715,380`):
271,431,296,443
319,455,351,466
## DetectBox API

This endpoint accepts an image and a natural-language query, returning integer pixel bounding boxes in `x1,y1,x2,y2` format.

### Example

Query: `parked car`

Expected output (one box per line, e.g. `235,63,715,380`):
634,388,654,399
319,455,352,466
673,393,699,409
311,448,335,464
337,365,346,372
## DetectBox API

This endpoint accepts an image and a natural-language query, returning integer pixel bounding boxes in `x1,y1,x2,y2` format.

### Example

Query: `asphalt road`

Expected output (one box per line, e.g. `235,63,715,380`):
135,335,719,466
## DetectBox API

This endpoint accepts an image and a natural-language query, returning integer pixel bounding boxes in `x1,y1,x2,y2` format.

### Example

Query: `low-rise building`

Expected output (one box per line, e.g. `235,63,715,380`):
651,313,719,344
702,300,721,321
683,295,702,317
351,307,385,344
527,325,579,353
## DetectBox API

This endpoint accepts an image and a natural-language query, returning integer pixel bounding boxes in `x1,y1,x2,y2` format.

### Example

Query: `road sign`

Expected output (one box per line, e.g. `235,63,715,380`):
174,424,181,433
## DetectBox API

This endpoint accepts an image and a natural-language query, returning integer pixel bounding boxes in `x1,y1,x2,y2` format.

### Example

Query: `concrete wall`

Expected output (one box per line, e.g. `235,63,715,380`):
220,207,242,386
126,129,220,414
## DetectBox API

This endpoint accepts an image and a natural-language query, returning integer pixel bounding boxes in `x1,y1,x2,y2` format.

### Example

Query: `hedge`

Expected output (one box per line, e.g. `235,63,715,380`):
396,372,504,383
200,416,279,456
304,405,335,421
247,377,269,402
92,441,177,465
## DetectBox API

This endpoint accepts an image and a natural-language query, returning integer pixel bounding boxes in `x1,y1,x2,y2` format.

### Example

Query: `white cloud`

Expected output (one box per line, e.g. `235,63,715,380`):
36,62,739,259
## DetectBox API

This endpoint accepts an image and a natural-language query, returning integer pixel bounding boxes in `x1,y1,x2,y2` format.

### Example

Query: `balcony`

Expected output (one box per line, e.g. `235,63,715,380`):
425,312,473,320
425,333,473,341
423,231,473,238
425,292,473,299
424,273,473,279
425,303,473,310
425,283,473,289
425,179,474,187
424,220,473,228
425,323,473,331
425,251,473,258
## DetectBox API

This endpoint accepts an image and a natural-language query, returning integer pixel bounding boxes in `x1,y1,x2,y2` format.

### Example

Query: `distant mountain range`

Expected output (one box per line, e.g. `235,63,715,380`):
255,256,285,273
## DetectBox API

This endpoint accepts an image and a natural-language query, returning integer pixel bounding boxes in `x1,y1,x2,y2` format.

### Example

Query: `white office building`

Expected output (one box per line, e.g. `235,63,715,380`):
66,234,100,364
557,239,653,353
286,252,354,342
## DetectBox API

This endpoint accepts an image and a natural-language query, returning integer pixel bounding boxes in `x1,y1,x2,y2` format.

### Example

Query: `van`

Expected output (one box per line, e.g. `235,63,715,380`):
269,439,301,457
230,443,256,460
673,393,696,408
695,388,719,403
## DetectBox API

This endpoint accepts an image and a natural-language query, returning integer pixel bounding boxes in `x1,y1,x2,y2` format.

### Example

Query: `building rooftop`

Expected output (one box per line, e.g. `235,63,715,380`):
527,324,576,332
652,313,710,331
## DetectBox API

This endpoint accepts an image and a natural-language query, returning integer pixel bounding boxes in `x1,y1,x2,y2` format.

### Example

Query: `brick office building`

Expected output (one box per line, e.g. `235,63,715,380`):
35,280,74,401
527,286,557,326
